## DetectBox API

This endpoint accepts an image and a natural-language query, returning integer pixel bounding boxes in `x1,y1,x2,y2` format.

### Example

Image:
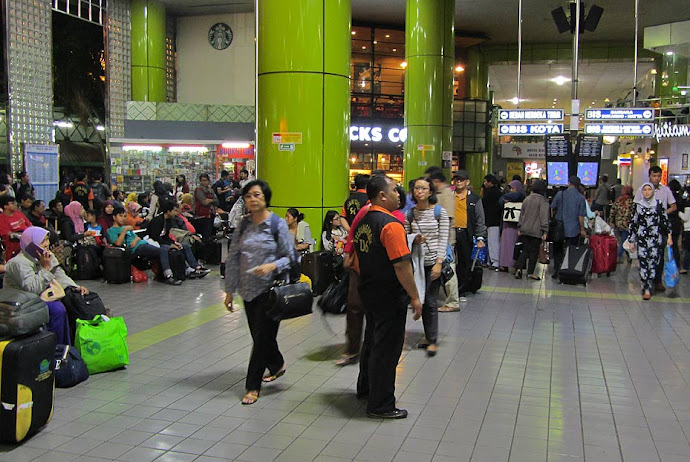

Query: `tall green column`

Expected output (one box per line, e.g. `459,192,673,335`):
257,0,351,228
404,0,454,184
131,0,167,102
465,45,489,188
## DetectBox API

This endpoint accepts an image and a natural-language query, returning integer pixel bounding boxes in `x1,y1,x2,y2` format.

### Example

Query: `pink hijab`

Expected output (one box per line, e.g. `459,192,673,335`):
64,201,85,233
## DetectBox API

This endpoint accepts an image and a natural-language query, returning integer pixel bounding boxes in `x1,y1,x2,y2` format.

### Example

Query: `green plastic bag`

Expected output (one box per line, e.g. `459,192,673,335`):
75,315,129,374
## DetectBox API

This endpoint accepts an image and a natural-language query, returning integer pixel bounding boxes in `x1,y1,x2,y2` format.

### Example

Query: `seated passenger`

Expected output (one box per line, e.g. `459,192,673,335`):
19,194,34,217
97,200,115,233
27,199,47,228
4,227,90,344
85,209,105,246
147,200,210,279
286,207,315,253
0,196,32,260
106,206,182,285
60,202,96,244
125,202,145,230
321,210,348,255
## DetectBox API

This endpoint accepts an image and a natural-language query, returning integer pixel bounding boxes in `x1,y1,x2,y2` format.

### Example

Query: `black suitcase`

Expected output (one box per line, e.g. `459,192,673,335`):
301,251,334,295
559,242,592,286
0,289,49,339
61,289,107,343
169,249,187,281
466,257,483,294
0,330,57,443
103,247,131,284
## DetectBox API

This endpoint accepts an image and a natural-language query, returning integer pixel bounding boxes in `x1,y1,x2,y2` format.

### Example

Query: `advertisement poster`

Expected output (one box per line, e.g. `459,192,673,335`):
24,144,59,204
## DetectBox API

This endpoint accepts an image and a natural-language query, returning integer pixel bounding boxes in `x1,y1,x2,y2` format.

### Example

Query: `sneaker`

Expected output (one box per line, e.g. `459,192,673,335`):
164,277,182,286
194,267,211,278
458,296,468,303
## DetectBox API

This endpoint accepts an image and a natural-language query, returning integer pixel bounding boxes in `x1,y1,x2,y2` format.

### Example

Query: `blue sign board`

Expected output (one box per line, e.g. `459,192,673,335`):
499,109,564,121
584,123,653,136
584,108,654,121
498,124,564,136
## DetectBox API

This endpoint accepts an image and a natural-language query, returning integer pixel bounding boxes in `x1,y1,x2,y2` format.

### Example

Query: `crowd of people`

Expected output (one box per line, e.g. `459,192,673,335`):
0,164,687,420
222,165,689,419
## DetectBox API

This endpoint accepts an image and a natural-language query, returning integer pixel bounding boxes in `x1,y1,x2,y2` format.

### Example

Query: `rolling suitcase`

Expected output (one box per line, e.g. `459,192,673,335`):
466,256,483,294
589,234,618,275
0,330,57,443
0,289,50,339
559,241,592,286
300,251,334,295
103,247,131,284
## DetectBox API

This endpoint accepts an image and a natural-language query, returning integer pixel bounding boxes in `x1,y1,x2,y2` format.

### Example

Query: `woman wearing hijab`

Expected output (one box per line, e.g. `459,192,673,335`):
628,183,672,300
609,185,634,262
97,200,115,233
4,227,89,344
125,201,145,230
497,179,526,271
60,201,95,243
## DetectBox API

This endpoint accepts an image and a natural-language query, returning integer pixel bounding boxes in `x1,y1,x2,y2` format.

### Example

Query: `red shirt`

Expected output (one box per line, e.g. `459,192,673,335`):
0,211,32,259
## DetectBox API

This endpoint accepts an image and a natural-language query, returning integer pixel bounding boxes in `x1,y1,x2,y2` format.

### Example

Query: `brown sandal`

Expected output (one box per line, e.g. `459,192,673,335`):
262,366,286,383
242,390,259,405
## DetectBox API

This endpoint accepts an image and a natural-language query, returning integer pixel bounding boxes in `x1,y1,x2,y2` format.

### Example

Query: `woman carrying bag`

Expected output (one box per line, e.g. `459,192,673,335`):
404,177,449,357
515,180,550,280
224,180,294,405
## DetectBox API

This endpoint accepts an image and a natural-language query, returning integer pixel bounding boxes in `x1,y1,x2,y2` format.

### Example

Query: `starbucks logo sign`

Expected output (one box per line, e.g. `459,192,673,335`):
208,23,233,50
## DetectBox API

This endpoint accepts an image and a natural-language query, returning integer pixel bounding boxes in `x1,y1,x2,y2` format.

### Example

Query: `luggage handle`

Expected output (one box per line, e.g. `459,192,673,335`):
55,345,70,370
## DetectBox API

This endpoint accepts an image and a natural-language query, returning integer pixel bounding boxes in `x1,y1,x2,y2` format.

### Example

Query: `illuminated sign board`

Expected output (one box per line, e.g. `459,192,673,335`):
499,109,564,121
654,123,690,141
584,124,653,136
498,124,564,136
584,108,654,121
349,126,407,143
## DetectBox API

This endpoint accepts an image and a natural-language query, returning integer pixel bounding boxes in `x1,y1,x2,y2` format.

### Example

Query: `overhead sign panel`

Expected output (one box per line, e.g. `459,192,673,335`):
499,109,564,121
584,124,653,136
584,108,654,121
498,124,564,136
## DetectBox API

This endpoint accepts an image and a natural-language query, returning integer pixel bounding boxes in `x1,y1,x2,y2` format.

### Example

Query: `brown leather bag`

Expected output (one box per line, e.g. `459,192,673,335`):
538,241,551,264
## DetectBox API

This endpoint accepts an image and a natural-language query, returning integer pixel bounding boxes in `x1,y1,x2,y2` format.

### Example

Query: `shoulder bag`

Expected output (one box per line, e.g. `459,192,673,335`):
503,202,522,223
407,206,455,285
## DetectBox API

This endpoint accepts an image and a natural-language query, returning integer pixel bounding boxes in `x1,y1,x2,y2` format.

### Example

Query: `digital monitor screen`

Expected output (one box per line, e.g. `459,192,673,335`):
547,162,569,186
577,162,599,187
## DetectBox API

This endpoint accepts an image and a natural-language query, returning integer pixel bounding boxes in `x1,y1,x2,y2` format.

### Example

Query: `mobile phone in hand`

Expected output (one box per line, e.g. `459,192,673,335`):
25,242,44,259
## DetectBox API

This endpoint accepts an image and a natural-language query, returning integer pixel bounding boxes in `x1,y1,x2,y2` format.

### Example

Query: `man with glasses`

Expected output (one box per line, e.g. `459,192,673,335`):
452,170,487,302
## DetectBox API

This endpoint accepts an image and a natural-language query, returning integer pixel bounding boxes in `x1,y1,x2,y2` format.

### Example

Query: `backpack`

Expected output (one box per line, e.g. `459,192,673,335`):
239,213,301,283
74,245,101,280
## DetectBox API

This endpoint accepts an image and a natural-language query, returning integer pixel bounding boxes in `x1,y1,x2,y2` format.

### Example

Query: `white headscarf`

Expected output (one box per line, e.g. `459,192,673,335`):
633,182,658,209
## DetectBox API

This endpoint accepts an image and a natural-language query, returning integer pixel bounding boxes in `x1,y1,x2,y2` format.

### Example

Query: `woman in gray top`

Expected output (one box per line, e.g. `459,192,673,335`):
224,180,295,405
516,180,550,280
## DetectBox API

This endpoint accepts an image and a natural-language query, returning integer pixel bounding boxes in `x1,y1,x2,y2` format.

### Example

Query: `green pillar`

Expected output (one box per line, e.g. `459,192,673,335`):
257,0,351,229
404,0,454,184
131,0,167,102
656,53,688,105
465,45,489,188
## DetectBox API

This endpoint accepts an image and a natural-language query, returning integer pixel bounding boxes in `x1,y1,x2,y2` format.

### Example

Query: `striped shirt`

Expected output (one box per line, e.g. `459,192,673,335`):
404,206,450,266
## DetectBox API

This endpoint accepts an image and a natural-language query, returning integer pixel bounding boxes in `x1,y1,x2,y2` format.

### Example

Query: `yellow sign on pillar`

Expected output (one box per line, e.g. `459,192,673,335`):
272,132,303,144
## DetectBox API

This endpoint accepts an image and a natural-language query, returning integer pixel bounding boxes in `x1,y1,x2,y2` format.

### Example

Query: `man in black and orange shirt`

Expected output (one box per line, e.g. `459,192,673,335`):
353,175,422,419
340,173,370,231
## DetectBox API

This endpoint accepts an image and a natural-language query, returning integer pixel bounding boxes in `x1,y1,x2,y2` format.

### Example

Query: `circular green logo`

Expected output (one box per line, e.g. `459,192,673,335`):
208,23,233,50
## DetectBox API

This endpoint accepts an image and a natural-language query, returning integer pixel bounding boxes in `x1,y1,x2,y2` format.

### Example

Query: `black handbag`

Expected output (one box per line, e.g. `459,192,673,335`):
53,344,89,388
266,281,313,322
513,240,523,261
441,261,455,284
318,273,349,315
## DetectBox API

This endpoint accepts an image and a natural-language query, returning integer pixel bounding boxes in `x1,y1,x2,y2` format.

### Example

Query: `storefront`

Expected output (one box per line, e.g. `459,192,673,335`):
109,143,255,193
657,123,690,187
349,119,405,184
498,142,547,181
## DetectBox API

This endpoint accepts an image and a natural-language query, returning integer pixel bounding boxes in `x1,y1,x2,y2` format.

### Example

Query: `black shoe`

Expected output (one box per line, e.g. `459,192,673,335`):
356,392,368,400
164,277,182,286
367,408,408,419
551,273,559,280
194,267,211,279
515,269,523,279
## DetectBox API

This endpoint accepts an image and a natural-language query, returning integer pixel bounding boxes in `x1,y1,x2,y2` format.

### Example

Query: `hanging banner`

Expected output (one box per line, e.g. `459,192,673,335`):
24,144,59,204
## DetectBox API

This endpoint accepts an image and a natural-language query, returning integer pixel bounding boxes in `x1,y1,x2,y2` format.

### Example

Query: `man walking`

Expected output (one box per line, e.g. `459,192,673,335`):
550,176,587,278
593,174,611,217
353,175,422,419
452,170,486,302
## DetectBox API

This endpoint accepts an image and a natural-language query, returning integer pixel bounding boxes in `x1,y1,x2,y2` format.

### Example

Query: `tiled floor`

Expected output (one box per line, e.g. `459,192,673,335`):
2,261,690,462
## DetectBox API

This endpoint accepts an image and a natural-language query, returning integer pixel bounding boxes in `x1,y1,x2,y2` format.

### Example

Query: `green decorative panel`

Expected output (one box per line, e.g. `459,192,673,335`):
157,103,206,122
126,102,255,123
208,105,256,123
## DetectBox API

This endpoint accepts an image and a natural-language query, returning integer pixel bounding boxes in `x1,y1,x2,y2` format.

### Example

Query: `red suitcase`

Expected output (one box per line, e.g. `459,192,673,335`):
589,234,618,275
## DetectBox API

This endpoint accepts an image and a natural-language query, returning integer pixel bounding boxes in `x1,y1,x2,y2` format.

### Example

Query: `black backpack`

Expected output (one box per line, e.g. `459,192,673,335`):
73,245,101,280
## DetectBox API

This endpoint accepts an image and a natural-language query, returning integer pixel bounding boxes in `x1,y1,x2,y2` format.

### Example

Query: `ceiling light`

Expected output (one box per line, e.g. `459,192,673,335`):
122,145,162,152
168,146,208,153
385,34,390,38
650,69,657,75
52,121,73,128
373,40,377,44
509,97,520,105
682,90,688,96
551,76,569,86
351,31,356,35
96,125,105,131
362,46,366,50
666,51,674,55
222,142,251,149
455,65,465,72
400,61,408,69
392,48,397,52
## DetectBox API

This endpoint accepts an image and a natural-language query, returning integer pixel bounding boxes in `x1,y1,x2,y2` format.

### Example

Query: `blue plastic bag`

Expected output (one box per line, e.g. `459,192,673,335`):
471,237,488,264
664,246,680,288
